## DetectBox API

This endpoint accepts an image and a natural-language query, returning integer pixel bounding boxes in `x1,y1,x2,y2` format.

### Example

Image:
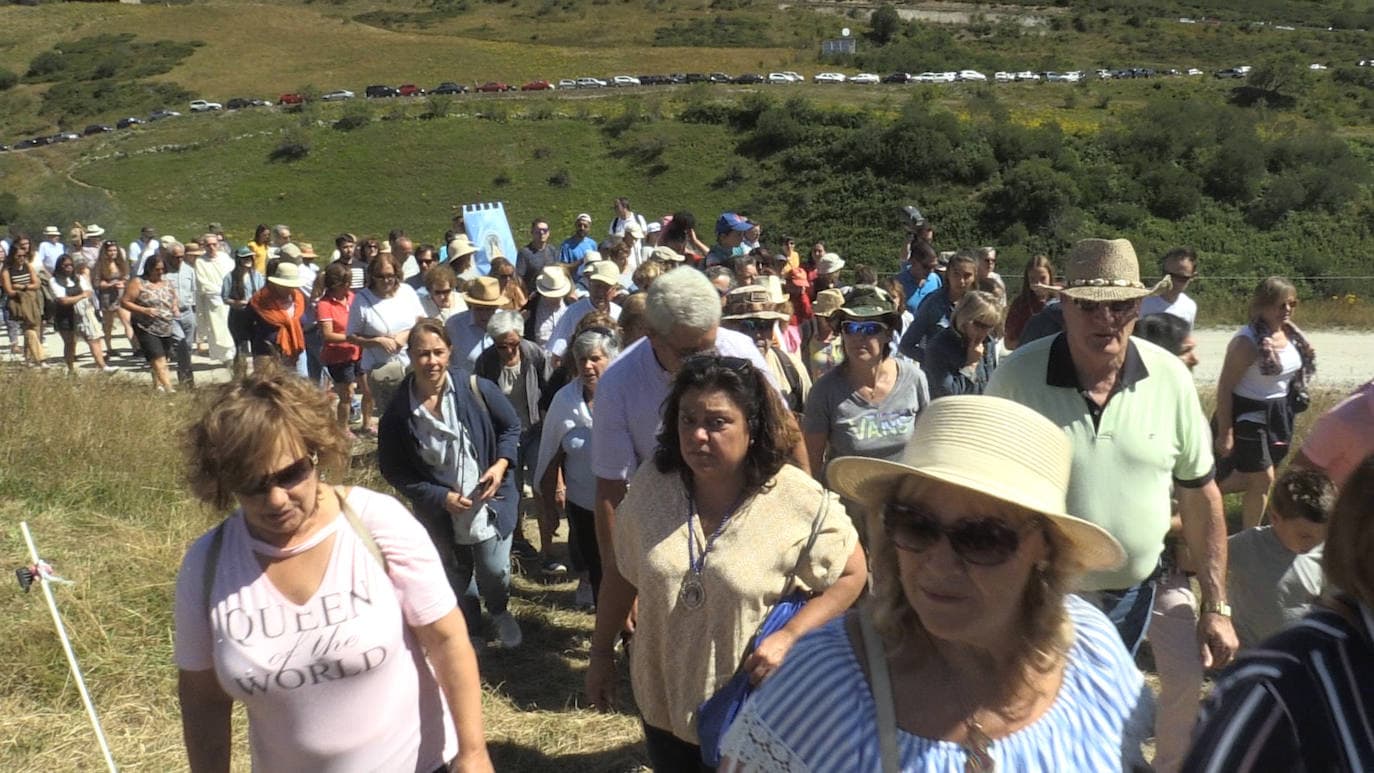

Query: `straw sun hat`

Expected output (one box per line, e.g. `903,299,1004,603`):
535,266,571,298
463,276,505,306
826,396,1125,573
1052,238,1169,302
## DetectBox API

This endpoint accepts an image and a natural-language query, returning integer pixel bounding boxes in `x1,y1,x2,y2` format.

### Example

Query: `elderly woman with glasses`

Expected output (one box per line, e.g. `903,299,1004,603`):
921,289,1003,399
347,250,425,436
720,396,1149,771
802,285,930,481
586,355,866,771
174,367,492,773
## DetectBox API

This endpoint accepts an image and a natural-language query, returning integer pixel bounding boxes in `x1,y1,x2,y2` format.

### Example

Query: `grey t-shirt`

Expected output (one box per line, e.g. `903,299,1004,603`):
803,358,930,464
1227,525,1324,649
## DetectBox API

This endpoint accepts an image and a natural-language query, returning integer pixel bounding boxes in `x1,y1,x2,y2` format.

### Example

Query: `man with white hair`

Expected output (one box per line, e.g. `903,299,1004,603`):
268,224,292,261
591,269,807,620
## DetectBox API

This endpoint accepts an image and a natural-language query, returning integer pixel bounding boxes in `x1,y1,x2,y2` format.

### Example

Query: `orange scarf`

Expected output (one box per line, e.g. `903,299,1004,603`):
249,287,306,357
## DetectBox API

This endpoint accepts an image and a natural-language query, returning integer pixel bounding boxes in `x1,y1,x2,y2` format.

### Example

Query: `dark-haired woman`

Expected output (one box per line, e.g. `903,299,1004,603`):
221,247,265,378
122,252,180,392
658,211,710,266
1,235,45,366
585,355,866,770
95,240,135,355
1004,255,1055,350
49,253,113,374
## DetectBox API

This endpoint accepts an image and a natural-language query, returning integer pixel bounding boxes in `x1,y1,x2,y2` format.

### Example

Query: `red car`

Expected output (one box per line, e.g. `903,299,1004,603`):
278,92,305,105
475,81,511,93
520,80,554,91
398,83,424,96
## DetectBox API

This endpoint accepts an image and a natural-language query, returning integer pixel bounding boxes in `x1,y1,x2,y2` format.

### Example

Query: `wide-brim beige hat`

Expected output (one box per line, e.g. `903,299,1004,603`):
584,259,621,286
463,275,505,306
813,288,845,317
722,285,787,321
827,396,1125,574
267,262,308,289
651,245,686,263
42,226,61,237
1059,238,1169,302
85,224,105,237
536,266,571,297
816,252,845,275
448,234,478,260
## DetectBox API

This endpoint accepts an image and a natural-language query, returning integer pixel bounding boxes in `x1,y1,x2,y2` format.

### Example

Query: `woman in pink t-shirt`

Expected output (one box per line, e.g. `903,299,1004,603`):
174,367,493,772
317,262,363,434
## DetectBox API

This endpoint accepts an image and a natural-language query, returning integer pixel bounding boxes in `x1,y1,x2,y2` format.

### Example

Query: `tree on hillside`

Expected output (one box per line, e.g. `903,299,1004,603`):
1243,52,1306,105
869,4,901,46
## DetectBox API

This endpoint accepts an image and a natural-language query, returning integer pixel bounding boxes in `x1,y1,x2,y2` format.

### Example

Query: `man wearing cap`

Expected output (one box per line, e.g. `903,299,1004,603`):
248,261,310,371
987,237,1237,669
521,266,572,348
38,226,65,275
898,250,977,362
546,261,622,362
444,276,505,373
517,219,558,294
722,285,812,413
558,214,598,265
164,240,198,386
706,212,751,267
194,238,235,363
128,226,158,276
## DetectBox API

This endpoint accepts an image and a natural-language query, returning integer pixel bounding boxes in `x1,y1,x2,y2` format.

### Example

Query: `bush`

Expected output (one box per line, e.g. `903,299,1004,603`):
422,94,453,119
333,104,371,131
268,129,311,163
24,34,201,84
0,192,20,225
547,168,571,187
0,67,16,92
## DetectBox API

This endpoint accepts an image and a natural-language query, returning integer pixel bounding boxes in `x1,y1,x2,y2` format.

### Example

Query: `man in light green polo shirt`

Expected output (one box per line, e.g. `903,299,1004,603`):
987,237,1237,671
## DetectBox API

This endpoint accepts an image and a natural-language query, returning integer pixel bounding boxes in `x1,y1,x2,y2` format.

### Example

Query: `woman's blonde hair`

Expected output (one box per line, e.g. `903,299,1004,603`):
869,476,1072,685
183,365,351,511
951,290,1005,339
1249,276,1296,322
1324,454,1374,606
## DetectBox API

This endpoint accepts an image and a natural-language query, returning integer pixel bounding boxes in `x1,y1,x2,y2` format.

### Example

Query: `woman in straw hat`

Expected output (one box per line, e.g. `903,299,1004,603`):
346,250,425,436
586,354,866,769
1183,454,1374,772
720,396,1149,772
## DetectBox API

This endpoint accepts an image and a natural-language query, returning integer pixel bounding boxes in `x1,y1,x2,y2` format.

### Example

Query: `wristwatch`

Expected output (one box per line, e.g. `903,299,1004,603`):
1200,601,1232,617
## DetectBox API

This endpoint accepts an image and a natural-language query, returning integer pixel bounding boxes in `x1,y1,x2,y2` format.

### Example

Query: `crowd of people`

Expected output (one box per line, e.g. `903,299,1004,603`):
7,202,1370,771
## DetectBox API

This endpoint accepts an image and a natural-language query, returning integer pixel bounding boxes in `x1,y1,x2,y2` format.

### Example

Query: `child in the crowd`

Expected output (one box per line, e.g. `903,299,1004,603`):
1227,467,1334,649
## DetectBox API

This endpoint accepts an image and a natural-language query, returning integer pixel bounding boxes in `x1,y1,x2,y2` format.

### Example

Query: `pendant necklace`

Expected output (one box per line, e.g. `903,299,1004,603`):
680,490,746,610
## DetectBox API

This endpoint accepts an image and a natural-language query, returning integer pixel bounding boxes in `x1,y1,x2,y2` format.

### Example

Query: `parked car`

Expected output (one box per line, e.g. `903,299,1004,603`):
767,72,794,84
957,69,987,81
0,144,7,152
639,74,670,86
48,132,79,143
610,75,641,87
225,97,268,109
1310,63,1329,70
1213,68,1244,79
573,77,606,89
14,137,44,149
1015,71,1039,81
1046,71,1082,82
683,73,708,83
733,73,765,84
147,109,182,121
278,93,305,105
556,78,578,89
189,99,223,112
520,80,555,91
116,116,144,129
813,72,846,84
320,89,355,101
708,72,732,83
850,72,880,85
83,124,114,135
475,81,512,92
431,82,468,95
994,71,1014,82
1185,67,1204,76
398,83,425,96
882,72,912,84
366,84,399,98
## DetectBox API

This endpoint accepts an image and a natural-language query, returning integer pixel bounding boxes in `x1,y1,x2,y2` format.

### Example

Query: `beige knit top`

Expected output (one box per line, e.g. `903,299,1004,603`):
614,462,858,744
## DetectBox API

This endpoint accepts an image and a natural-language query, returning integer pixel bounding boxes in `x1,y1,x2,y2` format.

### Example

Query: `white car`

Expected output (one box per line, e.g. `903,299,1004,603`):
1310,63,1329,70
994,71,1014,82
557,78,577,89
768,72,796,84
782,71,804,82
1186,67,1204,76
575,77,607,88
813,72,847,84
1015,71,1040,82
188,99,222,112
1096,69,1113,79
957,69,987,81
1045,71,1081,82
610,75,641,87
320,89,355,101
850,72,880,85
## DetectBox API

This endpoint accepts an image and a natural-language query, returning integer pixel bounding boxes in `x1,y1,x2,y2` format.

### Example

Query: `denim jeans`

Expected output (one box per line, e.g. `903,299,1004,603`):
642,723,713,773
453,531,512,628
172,310,197,384
1083,567,1160,657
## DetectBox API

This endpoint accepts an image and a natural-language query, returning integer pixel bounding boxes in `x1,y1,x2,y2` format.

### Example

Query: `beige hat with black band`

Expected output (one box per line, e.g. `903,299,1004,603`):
827,395,1126,574
1055,238,1169,301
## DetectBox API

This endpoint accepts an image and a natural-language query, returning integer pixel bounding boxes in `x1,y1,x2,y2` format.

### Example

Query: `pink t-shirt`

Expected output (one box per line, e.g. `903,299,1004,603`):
317,291,361,365
174,487,458,771
1299,379,1374,489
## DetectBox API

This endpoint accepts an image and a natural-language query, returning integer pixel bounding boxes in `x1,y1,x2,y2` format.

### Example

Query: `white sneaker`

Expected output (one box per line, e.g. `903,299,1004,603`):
494,612,522,649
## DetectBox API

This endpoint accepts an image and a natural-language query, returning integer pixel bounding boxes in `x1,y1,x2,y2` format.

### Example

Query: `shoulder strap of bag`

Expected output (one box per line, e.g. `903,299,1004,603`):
859,605,900,773
201,521,227,616
469,373,489,418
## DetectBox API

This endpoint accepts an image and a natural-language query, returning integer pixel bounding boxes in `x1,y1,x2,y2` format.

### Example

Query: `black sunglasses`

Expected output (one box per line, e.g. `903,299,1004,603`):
734,318,774,333
237,453,317,496
1070,298,1136,316
1167,272,1196,282
883,502,1035,566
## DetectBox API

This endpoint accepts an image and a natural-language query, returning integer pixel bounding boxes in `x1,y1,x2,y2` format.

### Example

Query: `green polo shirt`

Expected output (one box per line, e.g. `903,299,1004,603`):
986,333,1214,591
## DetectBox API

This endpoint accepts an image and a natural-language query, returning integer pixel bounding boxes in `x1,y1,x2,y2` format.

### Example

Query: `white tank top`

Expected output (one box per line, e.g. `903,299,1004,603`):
1232,325,1301,422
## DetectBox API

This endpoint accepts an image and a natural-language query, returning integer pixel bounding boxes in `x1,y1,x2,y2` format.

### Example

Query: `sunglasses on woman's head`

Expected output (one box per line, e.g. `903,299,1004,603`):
237,453,317,496
841,320,888,337
882,502,1034,566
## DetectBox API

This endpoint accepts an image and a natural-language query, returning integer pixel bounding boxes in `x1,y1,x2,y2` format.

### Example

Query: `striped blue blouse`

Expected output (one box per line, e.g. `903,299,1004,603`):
720,595,1151,772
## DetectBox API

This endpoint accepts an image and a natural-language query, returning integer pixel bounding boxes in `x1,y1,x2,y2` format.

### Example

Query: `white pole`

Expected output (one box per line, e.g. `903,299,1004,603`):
19,521,119,773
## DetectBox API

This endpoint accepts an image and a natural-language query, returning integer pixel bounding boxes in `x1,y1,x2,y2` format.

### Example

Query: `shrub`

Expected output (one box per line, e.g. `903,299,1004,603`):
269,128,311,163
548,168,571,187
0,67,18,91
0,192,20,225
423,94,453,119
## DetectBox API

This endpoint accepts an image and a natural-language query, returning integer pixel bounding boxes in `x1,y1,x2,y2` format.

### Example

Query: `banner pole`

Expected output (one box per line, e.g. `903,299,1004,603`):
19,522,119,773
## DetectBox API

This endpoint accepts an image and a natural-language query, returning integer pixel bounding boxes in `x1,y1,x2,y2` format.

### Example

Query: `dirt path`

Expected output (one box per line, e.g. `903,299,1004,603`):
1192,327,1373,388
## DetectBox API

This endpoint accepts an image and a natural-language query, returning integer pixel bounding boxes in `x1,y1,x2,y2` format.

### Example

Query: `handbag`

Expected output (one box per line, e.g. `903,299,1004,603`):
697,491,831,766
